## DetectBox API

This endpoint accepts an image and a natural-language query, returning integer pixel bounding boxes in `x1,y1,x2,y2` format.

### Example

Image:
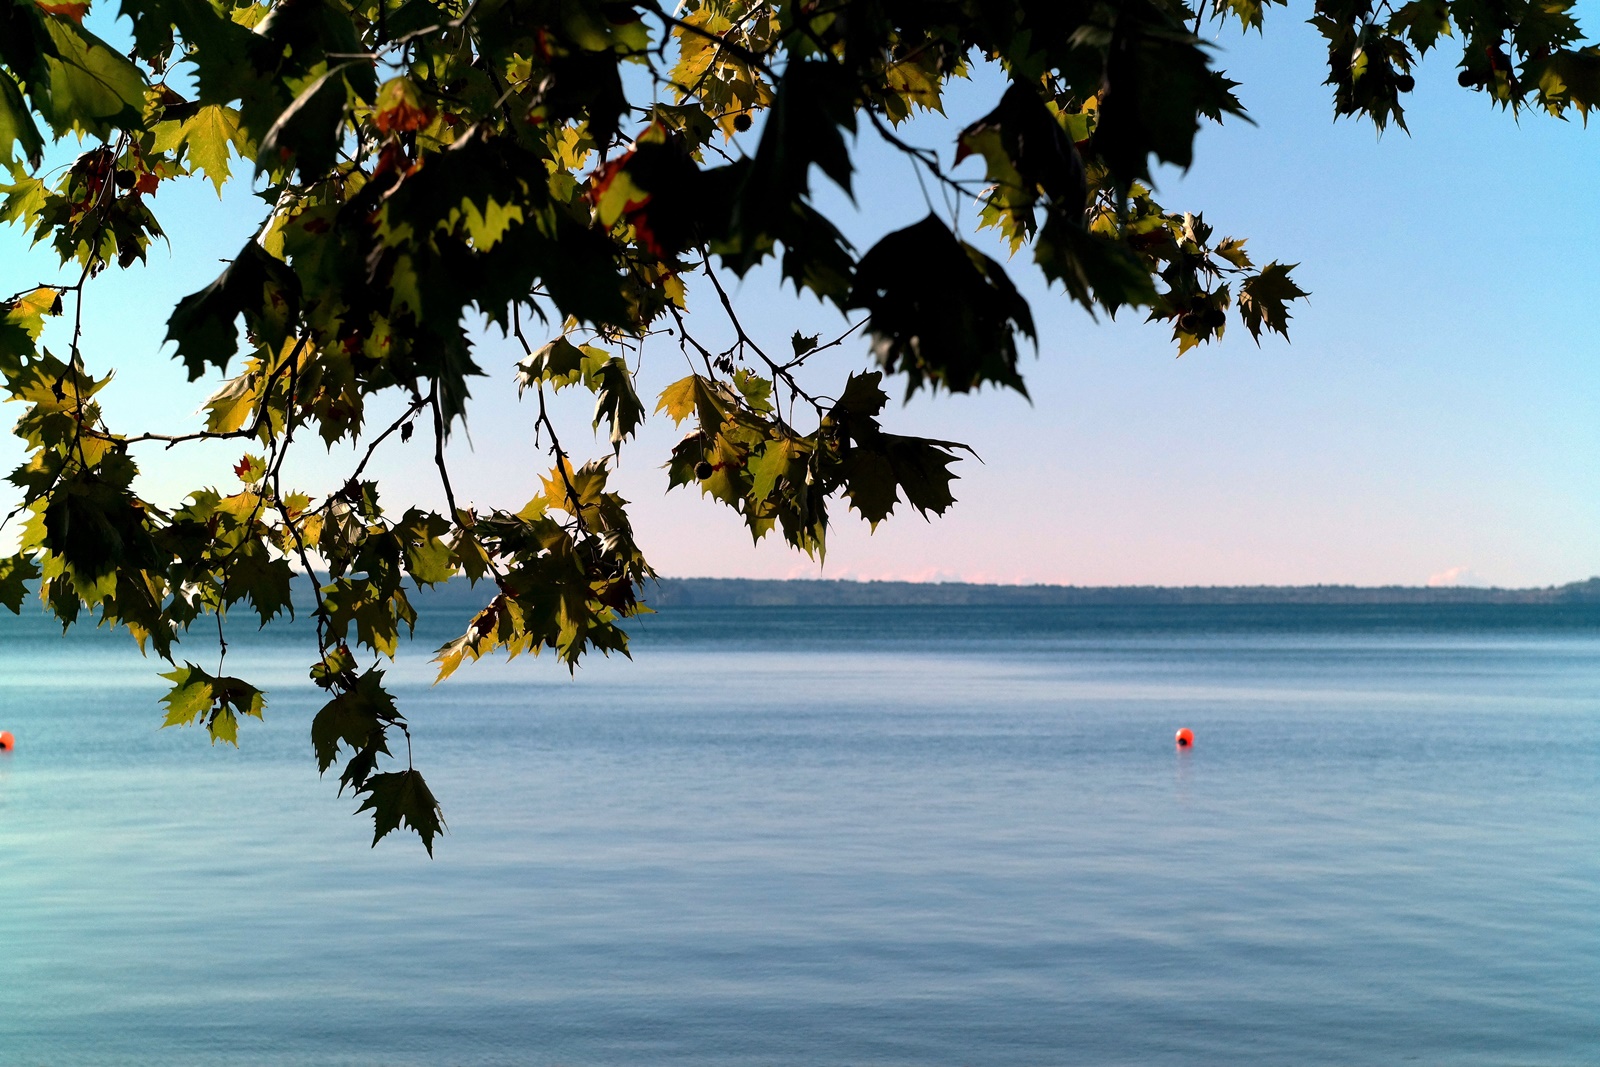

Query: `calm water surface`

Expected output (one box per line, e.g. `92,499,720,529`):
0,603,1596,1065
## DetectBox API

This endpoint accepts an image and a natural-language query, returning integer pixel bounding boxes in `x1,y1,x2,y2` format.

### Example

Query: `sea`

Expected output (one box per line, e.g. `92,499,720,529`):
0,599,1596,1065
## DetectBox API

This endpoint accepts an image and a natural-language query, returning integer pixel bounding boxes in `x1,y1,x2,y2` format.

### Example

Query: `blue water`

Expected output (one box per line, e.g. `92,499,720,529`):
1,603,1597,1065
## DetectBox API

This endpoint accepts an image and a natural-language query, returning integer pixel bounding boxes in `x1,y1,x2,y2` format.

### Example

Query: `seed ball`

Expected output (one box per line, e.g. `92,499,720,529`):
113,169,137,190
1204,307,1227,329
733,113,753,132
1396,73,1416,93
694,460,714,480
1457,69,1478,87
1178,312,1202,334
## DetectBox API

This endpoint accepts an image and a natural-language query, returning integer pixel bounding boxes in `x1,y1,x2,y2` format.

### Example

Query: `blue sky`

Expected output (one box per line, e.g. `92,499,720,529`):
3,6,1597,587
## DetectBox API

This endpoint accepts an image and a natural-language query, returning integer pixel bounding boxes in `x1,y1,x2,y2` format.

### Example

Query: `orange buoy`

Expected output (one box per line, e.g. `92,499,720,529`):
0,730,13,751
1175,728,1194,749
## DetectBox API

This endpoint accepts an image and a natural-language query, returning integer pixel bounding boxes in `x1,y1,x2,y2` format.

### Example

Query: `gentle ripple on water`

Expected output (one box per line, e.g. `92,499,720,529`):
0,603,1597,1065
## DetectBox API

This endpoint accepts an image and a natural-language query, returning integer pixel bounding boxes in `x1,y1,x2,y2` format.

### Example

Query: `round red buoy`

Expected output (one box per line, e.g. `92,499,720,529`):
0,730,13,751
1175,728,1194,748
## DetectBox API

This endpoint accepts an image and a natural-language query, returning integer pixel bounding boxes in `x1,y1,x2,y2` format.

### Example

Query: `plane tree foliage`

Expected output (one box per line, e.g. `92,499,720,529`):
1,0,1594,851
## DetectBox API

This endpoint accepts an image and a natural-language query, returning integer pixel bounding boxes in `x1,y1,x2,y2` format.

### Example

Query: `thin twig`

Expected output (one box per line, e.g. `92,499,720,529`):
699,255,825,416
429,381,507,580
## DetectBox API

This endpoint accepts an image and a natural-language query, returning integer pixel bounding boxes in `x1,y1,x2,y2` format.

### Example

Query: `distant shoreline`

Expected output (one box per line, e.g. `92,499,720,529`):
643,576,1600,607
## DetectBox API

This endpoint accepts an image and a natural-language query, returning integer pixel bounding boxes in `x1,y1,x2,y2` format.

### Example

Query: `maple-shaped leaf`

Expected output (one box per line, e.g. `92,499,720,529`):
1387,0,1451,53
159,662,267,747
219,539,295,627
515,336,603,393
840,448,898,526
746,60,856,202
957,83,1086,234
311,669,395,775
655,374,728,427
833,371,891,420
396,509,455,587
357,769,445,855
656,376,698,424
153,104,248,194
165,243,301,379
0,287,61,372
849,215,1035,396
1237,262,1309,341
882,434,967,517
539,458,611,519
322,577,414,657
1217,0,1281,32
233,453,265,484
1035,216,1158,315
0,554,39,614
1092,6,1240,187
588,356,643,453
42,469,160,581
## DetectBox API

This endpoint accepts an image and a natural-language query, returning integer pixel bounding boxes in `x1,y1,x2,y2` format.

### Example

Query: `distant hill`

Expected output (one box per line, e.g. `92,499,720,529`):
642,576,1600,607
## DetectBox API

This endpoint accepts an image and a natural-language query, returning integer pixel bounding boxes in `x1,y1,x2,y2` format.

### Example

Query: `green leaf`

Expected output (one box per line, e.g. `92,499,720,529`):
744,60,856,201
1092,6,1239,187
0,554,39,614
357,769,445,855
165,243,301,379
323,577,414,658
398,509,456,587
589,356,644,452
833,371,890,419
957,83,1085,239
172,104,248,194
42,470,159,582
849,215,1036,396
311,668,395,775
0,68,45,170
1388,0,1452,54
883,434,965,517
158,662,266,747
748,436,802,503
36,19,147,138
1214,237,1254,269
1237,262,1309,341
1217,0,1284,32
256,67,351,181
0,287,61,373
1035,216,1158,314
220,538,295,626
656,375,700,424
655,374,728,427
515,336,608,393
840,448,898,525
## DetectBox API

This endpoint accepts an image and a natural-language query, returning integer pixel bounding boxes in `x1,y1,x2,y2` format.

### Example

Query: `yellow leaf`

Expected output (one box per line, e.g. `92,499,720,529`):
656,375,699,423
179,105,246,194
203,372,259,433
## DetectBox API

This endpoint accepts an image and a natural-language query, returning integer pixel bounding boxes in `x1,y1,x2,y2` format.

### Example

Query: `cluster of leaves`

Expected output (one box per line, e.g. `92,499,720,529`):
0,0,1585,850
657,366,969,554
1309,0,1600,130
